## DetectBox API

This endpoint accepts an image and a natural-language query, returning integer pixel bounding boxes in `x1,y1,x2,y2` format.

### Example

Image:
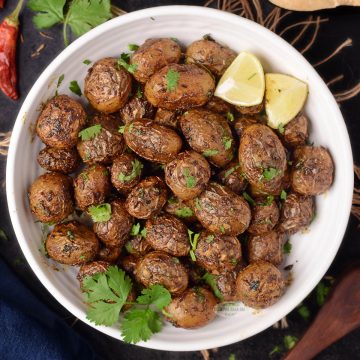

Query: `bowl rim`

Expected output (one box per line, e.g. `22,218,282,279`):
6,5,353,351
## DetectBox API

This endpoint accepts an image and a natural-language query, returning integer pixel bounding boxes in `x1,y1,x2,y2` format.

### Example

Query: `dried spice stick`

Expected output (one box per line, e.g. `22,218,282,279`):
0,0,24,100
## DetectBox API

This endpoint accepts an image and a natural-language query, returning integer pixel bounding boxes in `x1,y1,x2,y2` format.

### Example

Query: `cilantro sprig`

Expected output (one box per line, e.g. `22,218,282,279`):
165,69,180,91
28,0,112,47
188,229,200,262
130,223,147,238
202,272,223,301
88,203,112,222
118,159,143,183
117,53,138,74
183,168,197,188
78,124,102,141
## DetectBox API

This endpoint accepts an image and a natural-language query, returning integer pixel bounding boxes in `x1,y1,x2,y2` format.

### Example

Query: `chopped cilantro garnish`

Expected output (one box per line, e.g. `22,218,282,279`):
128,43,139,51
175,207,193,218
69,80,82,96
183,168,196,188
88,203,112,222
203,149,219,157
118,159,143,183
283,241,292,254
78,124,102,141
165,69,180,92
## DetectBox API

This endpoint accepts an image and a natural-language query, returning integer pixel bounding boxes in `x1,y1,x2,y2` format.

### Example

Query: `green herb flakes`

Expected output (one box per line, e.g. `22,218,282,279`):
223,136,232,150
278,123,285,134
118,125,126,134
118,159,143,183
188,229,200,261
263,167,280,181
88,203,112,222
128,43,139,51
284,335,298,350
243,191,255,206
69,80,82,96
220,225,225,234
226,112,234,122
166,69,180,92
83,59,91,65
175,207,193,218
78,124,102,141
224,164,240,178
283,241,292,254
203,149,219,157
117,53,138,74
183,168,196,188
316,281,331,306
203,272,223,301
205,235,214,243
297,304,310,320
280,190,287,200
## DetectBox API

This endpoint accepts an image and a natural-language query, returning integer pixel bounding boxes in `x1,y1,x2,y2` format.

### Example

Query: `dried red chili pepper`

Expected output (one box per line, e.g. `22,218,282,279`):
0,0,24,100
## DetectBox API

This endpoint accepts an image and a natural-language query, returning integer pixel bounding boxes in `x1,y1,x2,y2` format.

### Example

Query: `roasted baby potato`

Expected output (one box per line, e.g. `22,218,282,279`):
145,214,190,256
135,251,188,295
180,108,235,168
164,287,217,329
236,102,264,115
125,176,168,219
97,246,122,263
217,160,247,195
119,94,155,124
154,108,179,129
283,113,309,147
233,117,258,137
37,147,81,174
236,261,285,309
214,271,238,301
46,221,99,265
205,96,234,115
291,146,334,195
165,151,211,201
164,196,197,223
28,172,73,223
145,64,215,110
193,182,251,236
125,235,153,257
77,260,110,288
36,95,86,149
123,119,183,164
74,165,111,211
84,57,132,113
131,38,182,83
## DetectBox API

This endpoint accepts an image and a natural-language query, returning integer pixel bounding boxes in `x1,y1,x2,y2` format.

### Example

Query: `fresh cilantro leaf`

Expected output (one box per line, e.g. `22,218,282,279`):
283,241,292,254
128,43,139,51
88,203,112,222
117,53,138,74
278,123,285,134
226,112,234,122
83,59,91,65
203,149,219,157
175,207,193,218
280,190,287,200
183,168,196,188
297,304,310,320
67,230,75,240
188,229,200,261
223,136,232,150
205,235,214,243
118,159,143,183
243,191,255,206
203,272,223,301
28,0,66,29
316,281,331,306
224,164,240,178
118,125,126,134
137,284,172,310
78,124,102,141
130,223,141,236
269,345,282,357
166,69,180,92
284,335,298,350
83,266,132,326
263,167,280,181
57,74,65,88
135,86,143,99
121,308,161,344
258,195,274,207
140,228,147,238
69,80,82,96
228,354,236,360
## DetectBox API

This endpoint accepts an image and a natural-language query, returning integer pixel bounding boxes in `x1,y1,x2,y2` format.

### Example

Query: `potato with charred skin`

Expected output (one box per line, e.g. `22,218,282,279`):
239,124,287,195
77,113,125,165
111,153,143,195
36,95,86,149
278,192,315,235
125,235,152,257
145,214,190,256
125,176,168,219
180,108,235,168
119,254,139,275
130,38,182,83
248,230,286,266
74,165,111,211
233,117,258,137
186,39,237,76
217,160,247,195
123,119,183,164
215,271,238,301
291,146,334,196
46,221,99,265
77,260,110,288
193,182,251,236
145,64,215,110
84,58,132,113
37,147,81,174
165,151,211,201
205,96,234,115
247,197,279,235
164,196,197,223
135,251,189,295
154,108,179,129
93,199,134,248
236,102,264,115
119,94,155,124
236,261,285,309
28,172,74,223
283,113,309,147
97,246,121,263
195,230,242,275
164,287,217,329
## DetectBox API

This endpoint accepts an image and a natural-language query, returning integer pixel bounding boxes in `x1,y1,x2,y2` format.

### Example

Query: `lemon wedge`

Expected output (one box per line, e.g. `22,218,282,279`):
265,73,308,129
214,51,265,107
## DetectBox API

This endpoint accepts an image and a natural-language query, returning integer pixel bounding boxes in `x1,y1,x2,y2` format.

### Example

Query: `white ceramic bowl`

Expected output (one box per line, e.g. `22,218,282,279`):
6,5,353,351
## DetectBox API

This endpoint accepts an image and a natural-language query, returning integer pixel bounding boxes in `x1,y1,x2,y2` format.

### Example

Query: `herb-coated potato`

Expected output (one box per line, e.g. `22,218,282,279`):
145,214,190,256
77,113,125,165
247,197,279,235
164,287,217,329
154,108,179,129
123,119,183,164
233,117,258,137
215,271,238,301
111,153,143,194
37,147,81,174
193,182,251,236
236,102,264,115
84,57,132,113
195,230,242,275
164,196,197,223
291,146,334,195
125,235,153,257
28,172,73,223
74,165,111,211
180,108,235,168
36,95,86,149
239,124,287,195
130,38,182,83
248,230,286,266
135,251,189,295
217,160,247,195
77,260,110,288
278,192,315,234
93,199,134,248
97,246,122,263
236,261,285,309
145,64,215,110
186,39,237,76
119,254,139,275
165,151,211,201
119,94,155,124
125,176,168,219
205,96,234,115
283,113,309,147
45,221,99,265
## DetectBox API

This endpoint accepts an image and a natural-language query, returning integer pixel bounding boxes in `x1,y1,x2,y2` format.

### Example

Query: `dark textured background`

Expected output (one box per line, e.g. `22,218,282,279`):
0,1,359,359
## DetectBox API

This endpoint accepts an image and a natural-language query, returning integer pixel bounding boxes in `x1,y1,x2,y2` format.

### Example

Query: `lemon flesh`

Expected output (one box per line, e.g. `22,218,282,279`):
265,73,308,129
214,52,265,107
